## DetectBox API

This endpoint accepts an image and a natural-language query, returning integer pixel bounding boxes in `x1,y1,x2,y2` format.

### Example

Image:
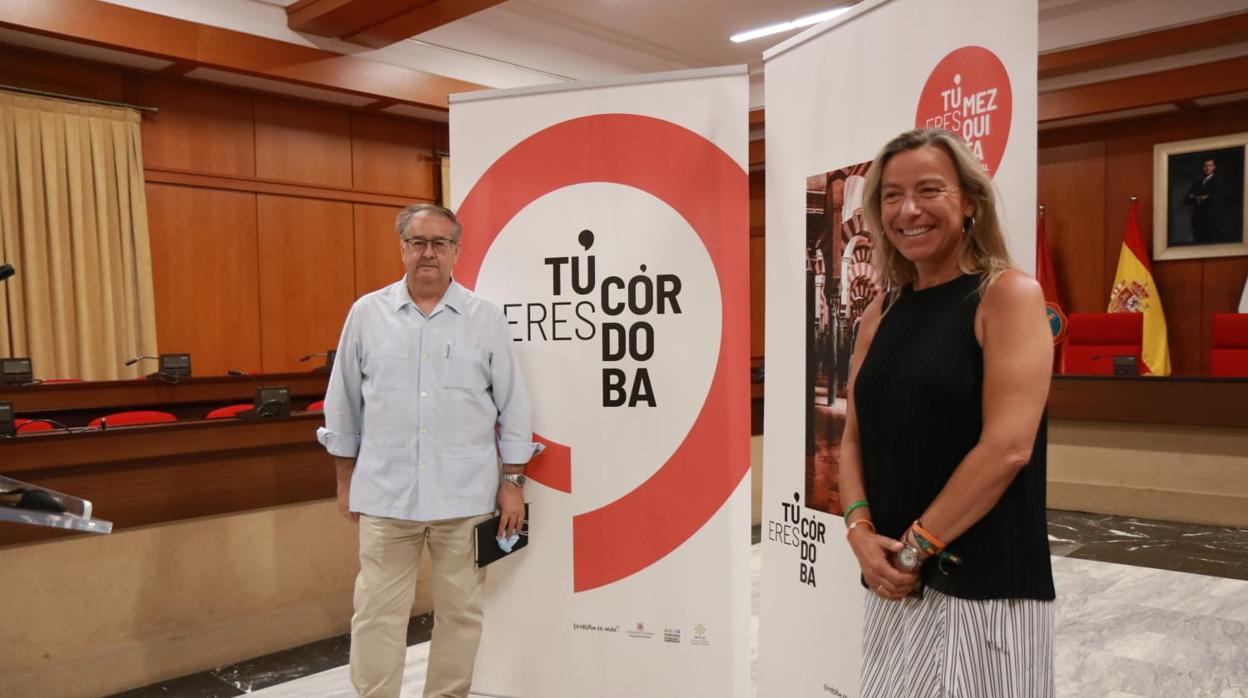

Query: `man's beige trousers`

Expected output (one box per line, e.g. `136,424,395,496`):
350,513,492,698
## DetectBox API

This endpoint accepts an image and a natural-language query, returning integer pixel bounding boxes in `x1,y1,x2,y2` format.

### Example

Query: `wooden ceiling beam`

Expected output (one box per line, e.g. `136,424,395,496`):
287,0,507,49
0,0,485,109
287,0,419,39
1038,55,1248,122
1039,11,1248,80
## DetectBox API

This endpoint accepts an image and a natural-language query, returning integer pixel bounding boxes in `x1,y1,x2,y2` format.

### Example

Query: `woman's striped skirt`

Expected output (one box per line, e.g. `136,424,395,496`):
861,586,1054,697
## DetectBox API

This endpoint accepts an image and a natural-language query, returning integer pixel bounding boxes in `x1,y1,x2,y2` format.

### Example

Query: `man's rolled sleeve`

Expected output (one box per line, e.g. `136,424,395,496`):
319,303,365,459
317,427,361,458
488,309,543,465
499,439,543,465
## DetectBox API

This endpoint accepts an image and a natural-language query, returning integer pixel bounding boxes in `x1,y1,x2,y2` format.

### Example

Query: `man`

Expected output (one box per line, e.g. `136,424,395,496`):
317,203,540,698
1184,158,1218,242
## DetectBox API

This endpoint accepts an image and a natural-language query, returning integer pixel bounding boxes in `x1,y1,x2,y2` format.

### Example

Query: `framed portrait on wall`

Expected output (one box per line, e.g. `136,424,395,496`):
1153,132,1248,261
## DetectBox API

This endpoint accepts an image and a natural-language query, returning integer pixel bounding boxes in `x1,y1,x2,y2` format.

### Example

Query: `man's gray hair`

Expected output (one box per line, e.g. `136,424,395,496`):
395,204,462,241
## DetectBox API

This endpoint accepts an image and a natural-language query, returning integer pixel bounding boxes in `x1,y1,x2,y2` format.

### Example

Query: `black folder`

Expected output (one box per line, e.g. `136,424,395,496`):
474,503,529,568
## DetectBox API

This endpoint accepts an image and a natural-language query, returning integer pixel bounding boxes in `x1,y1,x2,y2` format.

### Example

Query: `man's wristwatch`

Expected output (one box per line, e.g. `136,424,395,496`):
501,473,526,488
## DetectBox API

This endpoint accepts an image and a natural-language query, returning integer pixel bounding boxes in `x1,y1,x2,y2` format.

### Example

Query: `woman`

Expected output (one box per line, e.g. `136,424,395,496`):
839,128,1055,697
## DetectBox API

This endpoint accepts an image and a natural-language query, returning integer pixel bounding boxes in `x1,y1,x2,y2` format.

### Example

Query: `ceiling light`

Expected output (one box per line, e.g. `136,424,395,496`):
730,6,852,43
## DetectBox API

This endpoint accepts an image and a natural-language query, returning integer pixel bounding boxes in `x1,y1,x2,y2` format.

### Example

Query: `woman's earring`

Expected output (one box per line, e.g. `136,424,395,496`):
963,215,976,234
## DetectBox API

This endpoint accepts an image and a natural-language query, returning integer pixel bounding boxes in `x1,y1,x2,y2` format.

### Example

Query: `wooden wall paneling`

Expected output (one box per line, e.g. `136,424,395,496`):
1037,132,1106,314
131,76,257,179
1202,101,1248,139
748,170,765,356
1203,256,1248,370
1151,260,1204,375
748,139,764,169
257,195,355,372
0,44,125,101
353,203,406,298
1204,257,1248,314
749,170,765,237
254,97,353,189
351,113,438,198
750,235,765,358
144,169,417,207
146,183,262,376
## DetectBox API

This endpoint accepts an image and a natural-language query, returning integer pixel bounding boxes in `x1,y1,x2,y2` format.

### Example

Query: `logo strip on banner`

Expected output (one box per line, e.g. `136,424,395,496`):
456,114,750,592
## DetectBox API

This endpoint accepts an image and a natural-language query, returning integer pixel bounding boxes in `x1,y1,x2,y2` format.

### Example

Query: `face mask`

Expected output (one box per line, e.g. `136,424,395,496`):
496,533,521,553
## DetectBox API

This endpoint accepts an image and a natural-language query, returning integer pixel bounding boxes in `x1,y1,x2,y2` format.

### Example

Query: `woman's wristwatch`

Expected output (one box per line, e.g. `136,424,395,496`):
896,542,922,572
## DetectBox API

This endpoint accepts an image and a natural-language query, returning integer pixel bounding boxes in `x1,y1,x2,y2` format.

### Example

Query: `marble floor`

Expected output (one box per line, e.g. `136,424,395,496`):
113,510,1248,698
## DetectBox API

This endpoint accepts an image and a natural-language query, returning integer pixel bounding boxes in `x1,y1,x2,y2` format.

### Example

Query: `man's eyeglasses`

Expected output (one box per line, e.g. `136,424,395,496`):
401,237,458,253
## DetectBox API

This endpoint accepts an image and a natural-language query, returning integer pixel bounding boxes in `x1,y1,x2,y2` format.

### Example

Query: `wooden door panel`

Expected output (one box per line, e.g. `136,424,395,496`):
353,203,406,299
351,113,438,198
257,195,355,372
134,76,256,178
146,183,262,376
1038,134,1107,314
255,98,352,189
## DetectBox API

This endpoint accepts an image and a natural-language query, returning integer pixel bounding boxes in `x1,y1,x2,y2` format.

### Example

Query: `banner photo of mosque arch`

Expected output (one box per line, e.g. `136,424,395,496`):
804,159,877,517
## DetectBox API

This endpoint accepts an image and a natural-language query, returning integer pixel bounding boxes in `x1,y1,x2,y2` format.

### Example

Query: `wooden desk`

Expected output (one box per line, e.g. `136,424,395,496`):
1048,375,1248,428
746,375,1248,436
0,414,332,547
0,372,329,425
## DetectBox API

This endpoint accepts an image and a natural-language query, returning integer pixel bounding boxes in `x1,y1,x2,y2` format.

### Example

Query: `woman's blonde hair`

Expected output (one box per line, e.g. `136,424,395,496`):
861,128,1012,297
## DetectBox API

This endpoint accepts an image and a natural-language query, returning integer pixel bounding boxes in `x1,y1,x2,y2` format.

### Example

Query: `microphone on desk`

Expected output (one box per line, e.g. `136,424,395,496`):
0,263,14,283
228,372,291,418
124,354,191,383
300,349,336,374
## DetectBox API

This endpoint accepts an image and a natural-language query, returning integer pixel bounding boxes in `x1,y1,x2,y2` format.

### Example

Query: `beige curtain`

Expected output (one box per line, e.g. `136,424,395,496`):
0,91,157,381
440,154,451,208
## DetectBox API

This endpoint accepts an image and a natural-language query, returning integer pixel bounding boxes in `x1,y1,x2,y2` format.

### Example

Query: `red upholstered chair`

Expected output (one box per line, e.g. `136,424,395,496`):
88,410,177,428
1211,313,1248,377
307,400,325,412
206,404,253,419
15,419,55,433
1063,313,1143,375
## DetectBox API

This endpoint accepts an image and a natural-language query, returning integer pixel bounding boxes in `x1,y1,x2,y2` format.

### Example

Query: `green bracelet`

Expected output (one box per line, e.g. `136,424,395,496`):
843,500,869,522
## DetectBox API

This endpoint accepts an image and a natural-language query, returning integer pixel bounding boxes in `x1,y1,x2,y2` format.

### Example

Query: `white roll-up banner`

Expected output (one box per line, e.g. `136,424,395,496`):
759,0,1038,695
450,66,752,698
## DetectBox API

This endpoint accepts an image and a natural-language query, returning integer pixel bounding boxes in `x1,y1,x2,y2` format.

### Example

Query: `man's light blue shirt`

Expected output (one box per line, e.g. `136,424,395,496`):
317,279,541,521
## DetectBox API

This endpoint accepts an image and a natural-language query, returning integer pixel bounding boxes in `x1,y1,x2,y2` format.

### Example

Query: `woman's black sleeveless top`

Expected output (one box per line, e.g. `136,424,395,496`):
854,274,1054,600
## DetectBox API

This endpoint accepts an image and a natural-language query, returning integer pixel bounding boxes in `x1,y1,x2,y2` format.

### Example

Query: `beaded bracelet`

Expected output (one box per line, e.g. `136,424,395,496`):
910,520,947,552
843,499,869,523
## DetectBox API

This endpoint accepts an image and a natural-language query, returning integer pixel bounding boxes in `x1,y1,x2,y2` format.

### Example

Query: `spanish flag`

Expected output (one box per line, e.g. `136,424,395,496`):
1108,200,1170,375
